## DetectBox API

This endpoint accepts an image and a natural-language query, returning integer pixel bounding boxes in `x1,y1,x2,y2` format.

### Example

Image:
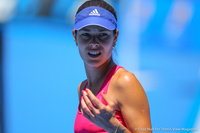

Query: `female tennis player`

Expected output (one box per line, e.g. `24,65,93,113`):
73,0,152,132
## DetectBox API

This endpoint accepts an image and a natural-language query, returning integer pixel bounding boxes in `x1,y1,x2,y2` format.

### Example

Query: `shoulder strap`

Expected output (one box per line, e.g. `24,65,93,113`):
99,65,123,94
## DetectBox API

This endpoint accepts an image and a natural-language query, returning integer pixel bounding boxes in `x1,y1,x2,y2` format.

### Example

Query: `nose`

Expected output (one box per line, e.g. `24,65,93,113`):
89,43,99,48
89,37,99,48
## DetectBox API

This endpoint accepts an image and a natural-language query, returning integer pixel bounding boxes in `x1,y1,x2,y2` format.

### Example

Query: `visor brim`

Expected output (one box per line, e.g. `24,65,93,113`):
74,17,116,30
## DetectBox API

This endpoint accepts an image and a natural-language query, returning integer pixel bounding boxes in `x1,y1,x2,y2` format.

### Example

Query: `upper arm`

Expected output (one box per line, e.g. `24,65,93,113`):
116,72,151,133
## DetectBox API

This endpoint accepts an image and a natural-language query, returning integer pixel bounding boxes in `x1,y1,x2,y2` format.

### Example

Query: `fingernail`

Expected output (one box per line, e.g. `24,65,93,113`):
86,89,89,92
82,90,86,95
102,91,106,94
81,96,83,99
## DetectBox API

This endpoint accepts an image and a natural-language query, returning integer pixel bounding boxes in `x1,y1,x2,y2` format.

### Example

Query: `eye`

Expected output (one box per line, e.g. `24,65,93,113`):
82,33,90,36
98,33,109,40
81,33,91,40
99,33,107,37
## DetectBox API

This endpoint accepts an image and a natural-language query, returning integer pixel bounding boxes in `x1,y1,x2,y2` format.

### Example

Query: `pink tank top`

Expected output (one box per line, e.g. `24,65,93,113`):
74,65,126,133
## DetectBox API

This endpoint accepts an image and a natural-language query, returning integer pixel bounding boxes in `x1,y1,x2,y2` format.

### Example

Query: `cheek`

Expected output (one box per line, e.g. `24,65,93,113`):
99,36,113,44
77,35,90,44
102,38,114,49
78,39,88,44
78,48,86,61
76,43,86,58
103,45,113,58
78,45,85,55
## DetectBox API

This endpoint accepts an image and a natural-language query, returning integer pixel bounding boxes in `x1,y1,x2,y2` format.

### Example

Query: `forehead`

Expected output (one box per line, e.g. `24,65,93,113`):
79,25,111,32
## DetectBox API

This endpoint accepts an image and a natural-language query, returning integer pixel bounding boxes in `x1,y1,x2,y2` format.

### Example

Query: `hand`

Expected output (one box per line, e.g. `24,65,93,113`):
81,88,117,130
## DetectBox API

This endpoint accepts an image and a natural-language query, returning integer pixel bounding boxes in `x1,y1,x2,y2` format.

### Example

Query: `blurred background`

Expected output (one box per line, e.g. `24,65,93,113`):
0,0,200,133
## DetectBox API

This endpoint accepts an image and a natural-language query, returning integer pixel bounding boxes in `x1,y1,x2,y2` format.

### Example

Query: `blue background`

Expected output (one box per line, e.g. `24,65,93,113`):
1,0,200,133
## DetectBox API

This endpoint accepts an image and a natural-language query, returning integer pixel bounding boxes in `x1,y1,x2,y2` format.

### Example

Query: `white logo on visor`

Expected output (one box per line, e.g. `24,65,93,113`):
89,9,100,16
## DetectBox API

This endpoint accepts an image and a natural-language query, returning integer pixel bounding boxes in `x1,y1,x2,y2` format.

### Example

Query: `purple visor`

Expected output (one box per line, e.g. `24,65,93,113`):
74,6,117,30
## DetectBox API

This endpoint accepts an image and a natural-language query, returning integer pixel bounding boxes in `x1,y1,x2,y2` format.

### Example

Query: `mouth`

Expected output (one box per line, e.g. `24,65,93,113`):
88,51,101,58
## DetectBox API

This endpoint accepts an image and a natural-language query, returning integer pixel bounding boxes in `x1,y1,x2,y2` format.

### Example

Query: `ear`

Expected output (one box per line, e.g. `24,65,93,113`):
113,29,119,47
72,29,78,46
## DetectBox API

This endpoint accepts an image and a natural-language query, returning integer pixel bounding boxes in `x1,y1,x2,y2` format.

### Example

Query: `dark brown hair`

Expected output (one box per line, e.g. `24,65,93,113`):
76,0,117,21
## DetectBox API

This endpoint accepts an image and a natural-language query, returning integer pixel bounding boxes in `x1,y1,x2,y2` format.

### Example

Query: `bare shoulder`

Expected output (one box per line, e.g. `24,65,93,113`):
113,68,142,92
78,79,87,101
112,68,149,108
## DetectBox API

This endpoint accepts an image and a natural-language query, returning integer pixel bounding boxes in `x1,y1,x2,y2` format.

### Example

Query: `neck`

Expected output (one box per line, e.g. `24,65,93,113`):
84,58,116,89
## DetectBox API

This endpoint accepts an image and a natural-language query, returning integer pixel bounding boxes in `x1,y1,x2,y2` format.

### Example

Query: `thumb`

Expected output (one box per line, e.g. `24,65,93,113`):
101,91,115,108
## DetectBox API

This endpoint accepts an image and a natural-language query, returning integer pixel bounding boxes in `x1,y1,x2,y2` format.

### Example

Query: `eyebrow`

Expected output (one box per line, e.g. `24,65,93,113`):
99,29,107,32
80,28,90,31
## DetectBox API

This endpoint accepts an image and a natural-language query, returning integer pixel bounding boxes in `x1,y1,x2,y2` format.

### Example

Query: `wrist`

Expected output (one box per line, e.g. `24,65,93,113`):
113,121,120,133
107,117,120,133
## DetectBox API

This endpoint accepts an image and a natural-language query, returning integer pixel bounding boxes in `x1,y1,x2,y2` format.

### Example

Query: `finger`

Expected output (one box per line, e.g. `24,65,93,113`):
81,108,91,120
102,91,115,109
82,90,99,114
81,95,95,118
86,88,104,109
81,97,90,115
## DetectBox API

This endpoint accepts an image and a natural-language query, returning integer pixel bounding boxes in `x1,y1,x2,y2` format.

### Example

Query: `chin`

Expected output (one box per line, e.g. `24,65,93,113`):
85,61,105,68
